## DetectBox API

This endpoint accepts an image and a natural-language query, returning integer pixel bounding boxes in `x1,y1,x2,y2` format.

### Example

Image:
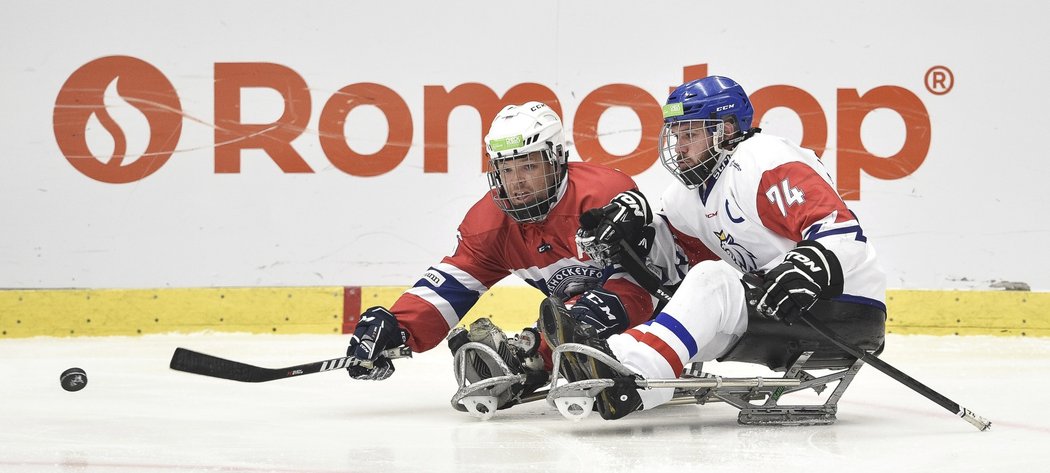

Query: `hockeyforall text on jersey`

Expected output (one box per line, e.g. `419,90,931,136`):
545,265,605,299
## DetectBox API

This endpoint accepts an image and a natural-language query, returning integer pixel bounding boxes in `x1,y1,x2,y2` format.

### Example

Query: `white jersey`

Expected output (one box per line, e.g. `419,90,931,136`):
609,131,886,409
660,133,885,307
607,132,888,411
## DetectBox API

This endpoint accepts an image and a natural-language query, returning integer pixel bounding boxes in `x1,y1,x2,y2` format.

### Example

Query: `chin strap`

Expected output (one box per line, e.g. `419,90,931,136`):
725,127,761,148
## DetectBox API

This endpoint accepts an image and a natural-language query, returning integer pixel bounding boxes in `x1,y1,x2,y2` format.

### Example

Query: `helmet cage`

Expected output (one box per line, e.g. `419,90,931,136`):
658,118,731,190
486,143,567,223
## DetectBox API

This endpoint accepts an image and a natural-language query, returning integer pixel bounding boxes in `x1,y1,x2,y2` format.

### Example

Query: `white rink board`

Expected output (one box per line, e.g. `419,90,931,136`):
0,333,1047,472
2,1,1049,290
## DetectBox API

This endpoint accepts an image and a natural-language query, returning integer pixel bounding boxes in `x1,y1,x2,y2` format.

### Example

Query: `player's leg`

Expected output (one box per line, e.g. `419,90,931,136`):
539,297,644,419
606,260,750,410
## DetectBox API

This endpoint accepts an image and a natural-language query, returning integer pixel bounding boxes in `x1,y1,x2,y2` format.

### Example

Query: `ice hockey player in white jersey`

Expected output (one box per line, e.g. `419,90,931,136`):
344,101,684,411
548,76,887,419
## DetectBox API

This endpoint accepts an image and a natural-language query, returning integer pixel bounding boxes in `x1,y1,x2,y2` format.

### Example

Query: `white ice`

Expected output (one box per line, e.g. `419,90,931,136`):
1,333,1047,473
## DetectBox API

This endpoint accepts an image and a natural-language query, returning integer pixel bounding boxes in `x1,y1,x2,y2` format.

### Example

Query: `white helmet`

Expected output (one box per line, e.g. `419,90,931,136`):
484,102,568,223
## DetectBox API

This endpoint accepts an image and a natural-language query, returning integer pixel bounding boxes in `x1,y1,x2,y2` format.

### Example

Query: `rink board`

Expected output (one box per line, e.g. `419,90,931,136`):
2,287,1047,338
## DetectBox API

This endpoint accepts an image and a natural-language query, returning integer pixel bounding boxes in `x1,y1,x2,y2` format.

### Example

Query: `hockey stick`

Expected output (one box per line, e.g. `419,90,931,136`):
609,235,991,431
169,346,412,383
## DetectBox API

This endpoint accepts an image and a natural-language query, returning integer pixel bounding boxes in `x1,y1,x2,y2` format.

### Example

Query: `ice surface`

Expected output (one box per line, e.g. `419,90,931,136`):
1,333,1047,472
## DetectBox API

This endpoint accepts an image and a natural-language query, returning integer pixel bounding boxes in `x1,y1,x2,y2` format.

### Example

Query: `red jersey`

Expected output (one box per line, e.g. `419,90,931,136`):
389,162,662,353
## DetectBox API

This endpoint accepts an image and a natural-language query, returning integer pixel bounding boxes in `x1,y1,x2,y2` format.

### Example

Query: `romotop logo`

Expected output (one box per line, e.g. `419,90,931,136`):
53,56,182,184
51,58,940,199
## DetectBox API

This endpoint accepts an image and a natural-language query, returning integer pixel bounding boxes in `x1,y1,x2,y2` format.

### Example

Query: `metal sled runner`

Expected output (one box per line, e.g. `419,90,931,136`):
546,343,864,425
547,300,887,424
450,341,548,420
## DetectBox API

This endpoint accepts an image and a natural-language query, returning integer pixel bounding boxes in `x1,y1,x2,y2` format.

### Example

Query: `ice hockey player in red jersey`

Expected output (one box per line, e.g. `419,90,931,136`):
549,76,887,419
345,101,684,412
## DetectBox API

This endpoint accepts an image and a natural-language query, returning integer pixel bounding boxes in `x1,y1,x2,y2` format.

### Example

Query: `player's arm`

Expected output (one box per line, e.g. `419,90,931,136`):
572,190,689,335
391,255,507,353
577,189,692,281
756,161,868,271
751,161,865,321
346,227,509,380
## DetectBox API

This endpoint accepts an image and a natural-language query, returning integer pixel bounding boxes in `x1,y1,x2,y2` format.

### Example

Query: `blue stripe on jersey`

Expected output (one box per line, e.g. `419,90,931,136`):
653,312,697,358
414,267,481,319
805,223,867,243
832,294,887,313
524,278,549,295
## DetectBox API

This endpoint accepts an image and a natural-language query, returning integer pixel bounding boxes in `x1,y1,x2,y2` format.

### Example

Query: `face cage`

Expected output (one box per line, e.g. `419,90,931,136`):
486,148,564,223
658,119,727,190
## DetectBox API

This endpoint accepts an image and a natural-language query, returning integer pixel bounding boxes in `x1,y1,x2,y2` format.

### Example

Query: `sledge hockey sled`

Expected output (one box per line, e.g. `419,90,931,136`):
547,299,886,425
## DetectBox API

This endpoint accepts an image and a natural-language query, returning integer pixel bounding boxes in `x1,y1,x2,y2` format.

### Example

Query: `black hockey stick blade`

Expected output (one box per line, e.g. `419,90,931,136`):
170,346,412,383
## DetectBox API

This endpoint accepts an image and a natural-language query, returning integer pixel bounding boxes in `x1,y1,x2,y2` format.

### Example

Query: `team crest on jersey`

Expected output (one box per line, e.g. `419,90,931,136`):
715,230,758,272
546,265,603,299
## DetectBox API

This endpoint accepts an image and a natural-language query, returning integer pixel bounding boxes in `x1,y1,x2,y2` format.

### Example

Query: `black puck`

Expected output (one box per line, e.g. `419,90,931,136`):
60,367,88,392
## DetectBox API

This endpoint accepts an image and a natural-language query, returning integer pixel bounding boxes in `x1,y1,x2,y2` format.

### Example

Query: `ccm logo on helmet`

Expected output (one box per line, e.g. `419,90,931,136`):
716,104,736,112
53,59,932,201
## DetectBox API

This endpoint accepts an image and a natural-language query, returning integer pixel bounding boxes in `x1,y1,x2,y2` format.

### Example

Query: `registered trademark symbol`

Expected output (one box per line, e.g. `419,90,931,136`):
925,65,954,95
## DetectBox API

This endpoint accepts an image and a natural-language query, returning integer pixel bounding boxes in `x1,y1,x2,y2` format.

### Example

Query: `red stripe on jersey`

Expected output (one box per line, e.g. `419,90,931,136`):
668,221,720,268
639,332,684,375
756,162,852,241
624,328,644,341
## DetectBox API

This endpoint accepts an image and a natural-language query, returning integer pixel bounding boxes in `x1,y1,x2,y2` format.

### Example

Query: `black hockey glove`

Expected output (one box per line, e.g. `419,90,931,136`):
746,240,844,324
346,306,408,380
568,288,630,339
577,190,656,267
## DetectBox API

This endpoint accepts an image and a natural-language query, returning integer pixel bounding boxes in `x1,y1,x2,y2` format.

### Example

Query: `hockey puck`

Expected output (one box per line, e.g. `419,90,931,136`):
60,367,88,392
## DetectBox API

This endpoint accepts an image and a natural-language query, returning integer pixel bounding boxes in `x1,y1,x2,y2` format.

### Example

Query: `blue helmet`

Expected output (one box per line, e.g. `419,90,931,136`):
659,76,754,190
662,76,753,131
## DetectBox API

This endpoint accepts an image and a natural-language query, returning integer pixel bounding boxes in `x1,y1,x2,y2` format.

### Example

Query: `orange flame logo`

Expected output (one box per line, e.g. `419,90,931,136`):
53,56,182,183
